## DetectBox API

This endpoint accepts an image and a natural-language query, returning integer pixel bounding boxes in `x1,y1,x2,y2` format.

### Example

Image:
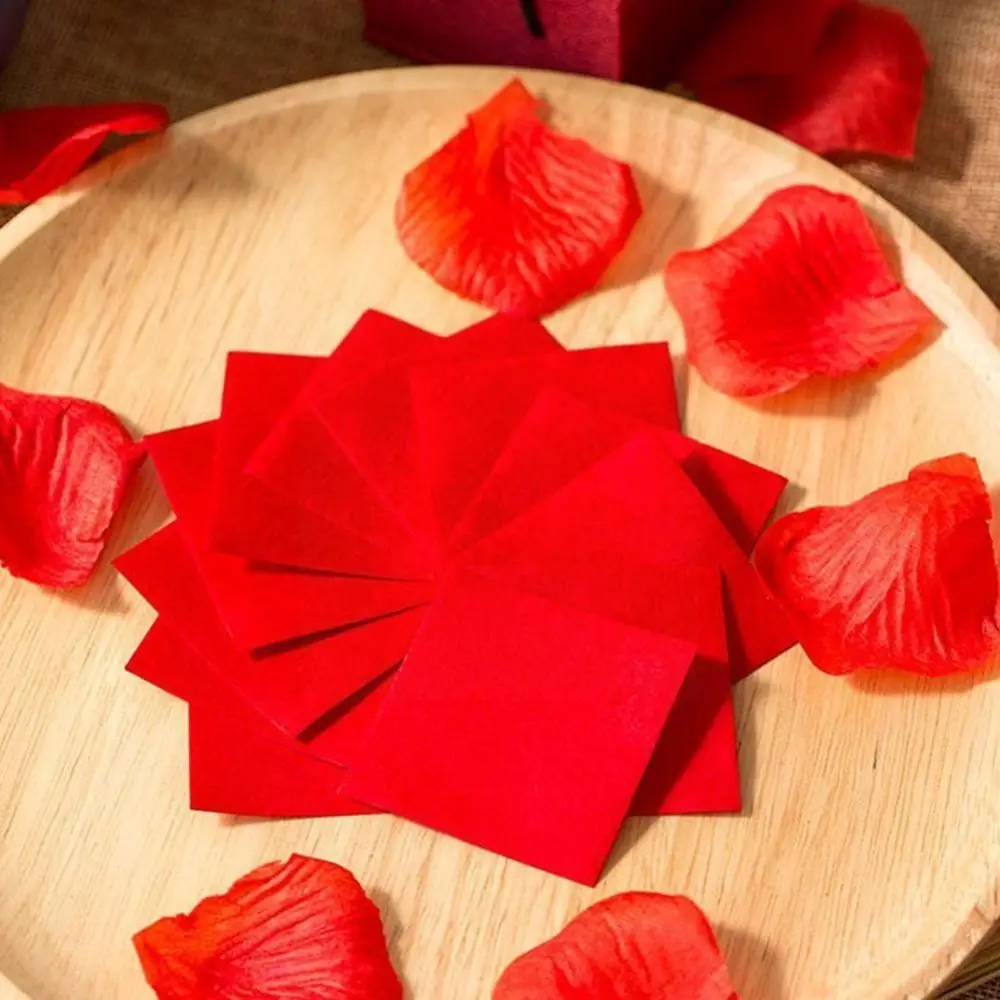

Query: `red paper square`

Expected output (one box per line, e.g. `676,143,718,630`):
410,343,680,545
470,552,740,816
247,314,560,562
342,569,697,884
465,430,795,679
301,314,559,542
449,386,785,556
127,621,375,817
144,420,434,650
116,524,419,758
631,657,739,816
210,311,436,577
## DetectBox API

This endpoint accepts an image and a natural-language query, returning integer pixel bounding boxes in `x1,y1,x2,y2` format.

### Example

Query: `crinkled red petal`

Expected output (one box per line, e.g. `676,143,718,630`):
664,184,936,397
696,2,929,159
396,78,641,318
755,455,1000,676
133,855,402,1000
680,0,846,90
0,384,140,588
0,103,169,204
493,893,737,1000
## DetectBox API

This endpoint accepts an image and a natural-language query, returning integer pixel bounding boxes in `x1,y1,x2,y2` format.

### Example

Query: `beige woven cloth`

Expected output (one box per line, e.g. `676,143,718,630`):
0,0,998,996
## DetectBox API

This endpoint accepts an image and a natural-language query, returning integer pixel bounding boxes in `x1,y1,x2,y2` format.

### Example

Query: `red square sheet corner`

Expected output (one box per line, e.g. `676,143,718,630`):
342,569,697,884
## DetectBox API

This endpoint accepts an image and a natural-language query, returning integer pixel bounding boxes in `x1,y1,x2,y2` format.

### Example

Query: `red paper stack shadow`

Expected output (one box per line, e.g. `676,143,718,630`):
117,309,795,885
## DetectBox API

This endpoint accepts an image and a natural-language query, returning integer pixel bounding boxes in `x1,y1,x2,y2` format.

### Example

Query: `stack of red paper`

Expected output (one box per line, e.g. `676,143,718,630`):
118,310,795,885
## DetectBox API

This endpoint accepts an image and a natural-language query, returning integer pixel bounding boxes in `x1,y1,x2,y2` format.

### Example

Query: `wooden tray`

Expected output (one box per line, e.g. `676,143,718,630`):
0,66,998,1000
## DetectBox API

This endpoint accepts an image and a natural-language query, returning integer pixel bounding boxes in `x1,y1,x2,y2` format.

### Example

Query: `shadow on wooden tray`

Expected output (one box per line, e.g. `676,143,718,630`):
82,133,258,205
716,923,787,1000
599,169,697,294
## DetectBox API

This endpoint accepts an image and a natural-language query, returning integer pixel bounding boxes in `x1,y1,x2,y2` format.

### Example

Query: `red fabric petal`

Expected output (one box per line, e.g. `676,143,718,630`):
695,2,929,159
396,79,641,317
664,184,936,397
0,103,169,204
0,385,140,587
493,893,737,1000
133,855,402,1000
755,455,1000,676
680,0,845,89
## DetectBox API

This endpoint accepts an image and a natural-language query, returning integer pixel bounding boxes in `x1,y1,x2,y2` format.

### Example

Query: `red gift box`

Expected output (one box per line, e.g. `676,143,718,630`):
364,0,726,88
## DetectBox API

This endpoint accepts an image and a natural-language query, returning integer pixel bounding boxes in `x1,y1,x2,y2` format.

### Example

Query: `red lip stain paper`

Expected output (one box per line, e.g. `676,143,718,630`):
466,428,795,680
411,342,680,547
144,420,434,650
470,553,739,817
447,387,785,557
120,304,798,873
116,524,418,762
247,313,559,567
210,313,438,578
342,570,698,884
127,620,375,818
289,313,559,543
208,349,406,576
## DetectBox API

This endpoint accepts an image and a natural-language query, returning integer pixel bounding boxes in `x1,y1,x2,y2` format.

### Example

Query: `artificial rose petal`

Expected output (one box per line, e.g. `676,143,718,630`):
0,103,169,204
396,78,641,317
680,0,845,89
493,893,737,1000
755,455,1000,676
695,2,929,159
664,184,936,397
0,385,140,588
133,855,402,1000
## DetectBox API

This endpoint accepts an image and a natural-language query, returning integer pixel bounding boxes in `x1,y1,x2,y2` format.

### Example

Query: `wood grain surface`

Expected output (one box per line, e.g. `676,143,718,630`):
0,66,997,1000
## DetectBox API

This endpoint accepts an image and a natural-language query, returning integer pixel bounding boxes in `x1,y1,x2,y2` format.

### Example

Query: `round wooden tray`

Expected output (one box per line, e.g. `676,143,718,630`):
0,66,998,1000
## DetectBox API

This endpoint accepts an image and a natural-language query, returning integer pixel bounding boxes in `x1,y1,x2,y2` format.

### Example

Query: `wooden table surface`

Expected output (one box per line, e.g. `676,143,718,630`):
0,67,998,1000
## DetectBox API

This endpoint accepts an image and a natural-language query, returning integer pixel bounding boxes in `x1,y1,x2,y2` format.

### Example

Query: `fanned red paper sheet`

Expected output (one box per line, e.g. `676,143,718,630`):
247,312,559,569
446,391,749,814
116,525,413,764
466,428,794,680
145,420,434,650
211,313,440,578
342,570,698,884
411,343,680,548
210,351,419,579
448,386,786,556
127,621,375,817
468,554,738,817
